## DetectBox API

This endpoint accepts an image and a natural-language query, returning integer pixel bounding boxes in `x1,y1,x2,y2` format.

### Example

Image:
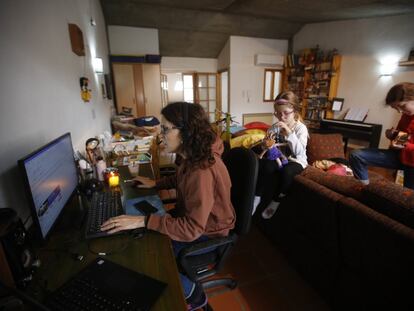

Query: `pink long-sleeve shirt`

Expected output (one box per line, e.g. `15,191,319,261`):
147,139,235,242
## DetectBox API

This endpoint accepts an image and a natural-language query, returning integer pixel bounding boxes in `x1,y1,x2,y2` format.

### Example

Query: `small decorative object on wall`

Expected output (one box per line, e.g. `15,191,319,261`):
409,49,414,61
68,23,85,56
80,77,91,102
104,74,113,99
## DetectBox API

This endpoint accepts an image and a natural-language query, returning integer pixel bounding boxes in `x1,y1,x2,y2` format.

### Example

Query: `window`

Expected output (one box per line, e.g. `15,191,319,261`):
183,74,194,103
263,69,283,102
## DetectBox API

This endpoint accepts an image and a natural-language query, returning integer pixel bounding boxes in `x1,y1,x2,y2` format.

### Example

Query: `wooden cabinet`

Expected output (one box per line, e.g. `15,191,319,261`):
112,63,162,119
283,49,341,129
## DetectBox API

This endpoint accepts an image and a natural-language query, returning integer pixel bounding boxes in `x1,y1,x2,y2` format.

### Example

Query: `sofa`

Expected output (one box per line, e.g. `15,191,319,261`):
254,133,414,310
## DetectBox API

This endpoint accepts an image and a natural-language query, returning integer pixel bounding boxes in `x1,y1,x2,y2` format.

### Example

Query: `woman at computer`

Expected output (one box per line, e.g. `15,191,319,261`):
101,102,235,311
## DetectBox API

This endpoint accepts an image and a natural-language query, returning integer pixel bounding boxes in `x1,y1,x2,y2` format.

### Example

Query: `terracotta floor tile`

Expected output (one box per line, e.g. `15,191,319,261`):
221,250,267,285
238,277,290,311
199,225,330,311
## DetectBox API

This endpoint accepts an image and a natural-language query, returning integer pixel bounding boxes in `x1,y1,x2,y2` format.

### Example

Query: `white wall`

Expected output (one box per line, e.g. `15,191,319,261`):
229,36,288,124
0,0,113,219
217,39,230,71
108,26,159,55
293,14,414,148
161,57,218,73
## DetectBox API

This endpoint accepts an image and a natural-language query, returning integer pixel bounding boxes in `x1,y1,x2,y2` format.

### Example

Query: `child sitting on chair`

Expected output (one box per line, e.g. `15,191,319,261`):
253,91,309,218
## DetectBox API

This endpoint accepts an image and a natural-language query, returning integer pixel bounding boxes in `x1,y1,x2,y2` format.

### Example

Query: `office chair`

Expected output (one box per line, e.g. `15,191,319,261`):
177,147,258,310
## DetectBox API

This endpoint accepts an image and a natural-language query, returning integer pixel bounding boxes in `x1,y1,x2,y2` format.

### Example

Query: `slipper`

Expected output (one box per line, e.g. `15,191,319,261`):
261,201,280,219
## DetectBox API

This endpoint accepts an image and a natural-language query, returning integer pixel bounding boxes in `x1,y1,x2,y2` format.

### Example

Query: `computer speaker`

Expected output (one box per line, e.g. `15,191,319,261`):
0,208,37,289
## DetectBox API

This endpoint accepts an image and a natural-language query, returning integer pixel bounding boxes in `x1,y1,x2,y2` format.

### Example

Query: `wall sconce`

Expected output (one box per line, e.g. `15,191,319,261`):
93,57,103,74
379,56,398,76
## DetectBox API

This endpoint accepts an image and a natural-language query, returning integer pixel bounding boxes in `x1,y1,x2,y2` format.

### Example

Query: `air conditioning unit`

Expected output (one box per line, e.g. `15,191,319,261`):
254,54,284,68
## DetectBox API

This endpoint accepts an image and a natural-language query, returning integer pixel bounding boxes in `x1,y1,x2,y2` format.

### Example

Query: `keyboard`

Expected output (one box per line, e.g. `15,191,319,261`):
45,258,167,311
85,191,124,239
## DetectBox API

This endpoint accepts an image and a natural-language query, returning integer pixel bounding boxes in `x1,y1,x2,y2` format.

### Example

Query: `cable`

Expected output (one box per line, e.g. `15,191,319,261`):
38,248,84,261
87,237,130,256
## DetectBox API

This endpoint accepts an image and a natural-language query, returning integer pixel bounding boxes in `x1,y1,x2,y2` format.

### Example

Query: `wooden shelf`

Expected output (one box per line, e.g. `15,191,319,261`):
283,50,341,124
398,61,414,66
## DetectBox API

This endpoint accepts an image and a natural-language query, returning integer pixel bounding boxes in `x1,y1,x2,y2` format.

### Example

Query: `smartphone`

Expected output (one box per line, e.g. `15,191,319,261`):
133,200,158,216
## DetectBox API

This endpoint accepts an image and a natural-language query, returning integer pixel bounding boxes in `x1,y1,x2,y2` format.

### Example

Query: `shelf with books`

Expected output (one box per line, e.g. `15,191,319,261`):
283,47,341,124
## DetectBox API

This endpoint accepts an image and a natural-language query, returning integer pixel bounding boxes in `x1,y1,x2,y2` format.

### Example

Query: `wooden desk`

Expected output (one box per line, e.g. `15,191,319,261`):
28,164,186,311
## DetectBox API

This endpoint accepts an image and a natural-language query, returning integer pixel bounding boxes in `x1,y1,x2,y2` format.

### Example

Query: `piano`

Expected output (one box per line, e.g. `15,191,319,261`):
318,119,383,149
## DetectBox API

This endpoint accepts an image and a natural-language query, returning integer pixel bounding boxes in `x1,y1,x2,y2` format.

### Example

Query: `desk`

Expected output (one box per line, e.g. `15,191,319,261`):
28,164,186,311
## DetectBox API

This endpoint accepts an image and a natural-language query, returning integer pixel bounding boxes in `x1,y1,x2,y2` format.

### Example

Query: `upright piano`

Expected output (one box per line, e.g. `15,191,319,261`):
318,119,383,149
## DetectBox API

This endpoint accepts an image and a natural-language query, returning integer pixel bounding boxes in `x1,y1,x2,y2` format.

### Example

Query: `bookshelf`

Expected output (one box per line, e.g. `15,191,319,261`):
284,48,342,129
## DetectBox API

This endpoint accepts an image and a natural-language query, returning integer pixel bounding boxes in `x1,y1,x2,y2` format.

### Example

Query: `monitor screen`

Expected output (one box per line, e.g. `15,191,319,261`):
18,133,79,240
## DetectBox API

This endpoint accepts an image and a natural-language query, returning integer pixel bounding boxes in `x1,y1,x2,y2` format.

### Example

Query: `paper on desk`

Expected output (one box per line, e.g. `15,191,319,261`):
125,195,165,216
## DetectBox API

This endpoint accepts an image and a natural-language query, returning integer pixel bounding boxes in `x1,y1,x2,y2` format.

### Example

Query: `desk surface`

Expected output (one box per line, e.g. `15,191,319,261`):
29,164,186,311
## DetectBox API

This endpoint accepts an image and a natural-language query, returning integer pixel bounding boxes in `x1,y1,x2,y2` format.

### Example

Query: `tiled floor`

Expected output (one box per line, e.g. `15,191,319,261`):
203,225,331,311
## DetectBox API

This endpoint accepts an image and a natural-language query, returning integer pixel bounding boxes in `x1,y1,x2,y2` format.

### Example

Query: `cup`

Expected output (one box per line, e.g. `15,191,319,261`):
128,162,140,177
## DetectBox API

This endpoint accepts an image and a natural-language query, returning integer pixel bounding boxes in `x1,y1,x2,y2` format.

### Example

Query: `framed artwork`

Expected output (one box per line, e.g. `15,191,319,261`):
332,97,344,111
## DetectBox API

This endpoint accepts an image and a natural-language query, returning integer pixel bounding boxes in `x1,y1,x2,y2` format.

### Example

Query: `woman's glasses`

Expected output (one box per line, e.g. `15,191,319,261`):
160,124,181,135
274,110,294,117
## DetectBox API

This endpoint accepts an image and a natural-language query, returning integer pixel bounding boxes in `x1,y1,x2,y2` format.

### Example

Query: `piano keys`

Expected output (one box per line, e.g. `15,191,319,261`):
318,119,383,150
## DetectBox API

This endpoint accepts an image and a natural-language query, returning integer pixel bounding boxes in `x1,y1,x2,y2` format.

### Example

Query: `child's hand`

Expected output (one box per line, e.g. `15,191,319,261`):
385,127,398,140
390,141,406,149
276,122,292,136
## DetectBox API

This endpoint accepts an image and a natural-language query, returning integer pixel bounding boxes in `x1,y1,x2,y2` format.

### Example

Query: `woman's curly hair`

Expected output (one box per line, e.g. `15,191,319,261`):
161,102,216,170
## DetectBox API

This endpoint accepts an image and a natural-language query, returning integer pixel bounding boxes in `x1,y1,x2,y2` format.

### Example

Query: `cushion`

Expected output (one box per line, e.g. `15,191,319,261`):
301,166,364,200
362,180,414,229
243,121,271,132
232,128,266,138
229,133,265,149
307,133,345,164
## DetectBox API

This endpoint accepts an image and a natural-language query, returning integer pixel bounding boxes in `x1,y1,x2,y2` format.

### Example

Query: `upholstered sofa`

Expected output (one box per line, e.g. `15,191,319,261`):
254,133,414,310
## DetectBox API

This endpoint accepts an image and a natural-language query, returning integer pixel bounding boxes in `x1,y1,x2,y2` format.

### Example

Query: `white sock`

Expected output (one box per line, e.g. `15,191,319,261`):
278,193,286,198
261,201,280,219
252,196,261,215
360,179,369,185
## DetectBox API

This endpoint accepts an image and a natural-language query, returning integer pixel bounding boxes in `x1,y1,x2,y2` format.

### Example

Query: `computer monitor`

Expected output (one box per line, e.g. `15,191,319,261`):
18,133,79,241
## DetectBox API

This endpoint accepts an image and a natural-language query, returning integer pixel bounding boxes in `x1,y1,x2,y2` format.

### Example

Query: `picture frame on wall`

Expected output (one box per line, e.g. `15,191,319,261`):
332,97,344,111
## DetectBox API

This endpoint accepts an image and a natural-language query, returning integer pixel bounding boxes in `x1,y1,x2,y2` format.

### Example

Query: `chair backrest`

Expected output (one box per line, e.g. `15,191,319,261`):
223,147,258,236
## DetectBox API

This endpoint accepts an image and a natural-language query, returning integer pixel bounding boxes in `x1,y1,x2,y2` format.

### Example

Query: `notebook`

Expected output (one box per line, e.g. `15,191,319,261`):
45,257,167,311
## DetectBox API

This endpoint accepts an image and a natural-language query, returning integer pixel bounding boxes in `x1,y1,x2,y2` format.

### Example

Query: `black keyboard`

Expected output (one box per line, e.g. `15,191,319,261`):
45,258,167,311
85,191,124,239
46,274,140,311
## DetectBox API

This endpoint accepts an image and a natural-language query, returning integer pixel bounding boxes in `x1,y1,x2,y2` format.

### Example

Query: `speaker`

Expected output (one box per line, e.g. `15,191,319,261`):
0,208,36,289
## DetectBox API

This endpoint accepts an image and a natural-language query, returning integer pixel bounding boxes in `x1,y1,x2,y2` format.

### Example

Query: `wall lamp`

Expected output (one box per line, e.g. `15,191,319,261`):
93,57,103,74
379,56,398,76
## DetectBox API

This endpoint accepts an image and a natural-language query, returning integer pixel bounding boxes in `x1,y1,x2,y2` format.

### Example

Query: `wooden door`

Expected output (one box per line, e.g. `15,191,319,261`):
194,73,218,122
112,63,145,117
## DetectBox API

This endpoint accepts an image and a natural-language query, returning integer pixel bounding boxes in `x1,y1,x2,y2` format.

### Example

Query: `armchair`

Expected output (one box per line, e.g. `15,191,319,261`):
177,147,258,309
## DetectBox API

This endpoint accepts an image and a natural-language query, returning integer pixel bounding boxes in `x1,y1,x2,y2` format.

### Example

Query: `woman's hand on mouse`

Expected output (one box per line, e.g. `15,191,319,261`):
101,215,145,234
133,176,156,188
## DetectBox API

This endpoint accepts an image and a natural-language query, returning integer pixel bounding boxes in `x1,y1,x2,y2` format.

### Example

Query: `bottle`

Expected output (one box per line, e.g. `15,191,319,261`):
96,157,107,181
